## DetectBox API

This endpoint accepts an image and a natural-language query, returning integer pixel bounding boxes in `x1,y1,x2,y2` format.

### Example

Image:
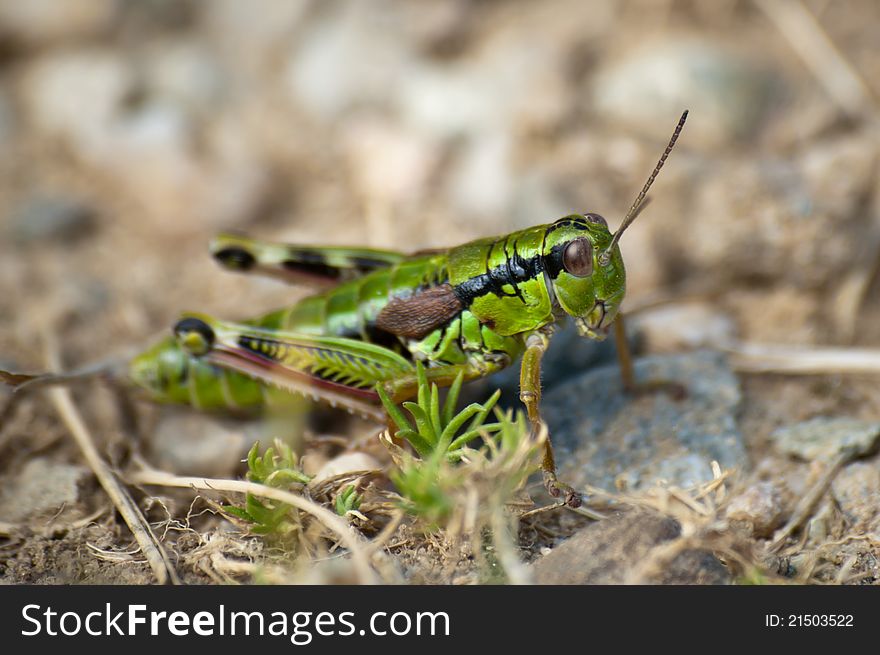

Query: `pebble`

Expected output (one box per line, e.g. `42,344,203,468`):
725,481,787,538
310,452,381,485
9,193,96,244
830,462,880,530
149,413,254,477
0,460,88,522
545,351,746,493
771,417,880,462
532,509,730,584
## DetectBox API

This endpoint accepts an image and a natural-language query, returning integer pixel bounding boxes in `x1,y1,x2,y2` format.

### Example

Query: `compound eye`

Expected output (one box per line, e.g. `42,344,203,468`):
583,213,607,228
562,238,593,277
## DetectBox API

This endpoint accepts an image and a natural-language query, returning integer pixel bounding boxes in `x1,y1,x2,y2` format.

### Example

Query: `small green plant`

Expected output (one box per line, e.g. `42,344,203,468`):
376,364,505,461
223,439,311,539
377,363,537,524
335,484,363,517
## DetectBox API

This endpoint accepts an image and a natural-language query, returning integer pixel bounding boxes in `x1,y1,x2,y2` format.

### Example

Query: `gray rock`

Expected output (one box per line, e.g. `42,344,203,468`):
10,193,96,243
149,412,254,477
532,509,730,585
0,460,88,522
771,417,880,462
546,351,746,492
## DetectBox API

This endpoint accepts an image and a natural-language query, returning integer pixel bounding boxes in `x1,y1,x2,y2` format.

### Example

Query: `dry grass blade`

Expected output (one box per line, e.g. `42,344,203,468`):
127,468,380,584
727,342,880,375
490,506,532,584
47,385,180,584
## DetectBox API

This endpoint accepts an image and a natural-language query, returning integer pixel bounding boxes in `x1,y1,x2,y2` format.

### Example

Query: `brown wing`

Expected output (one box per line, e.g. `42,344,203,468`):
375,283,463,340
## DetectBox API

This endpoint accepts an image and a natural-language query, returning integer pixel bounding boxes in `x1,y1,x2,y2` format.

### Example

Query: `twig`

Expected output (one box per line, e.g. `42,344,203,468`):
364,509,405,557
767,453,847,553
727,342,880,375
48,385,180,584
754,0,877,119
127,468,379,584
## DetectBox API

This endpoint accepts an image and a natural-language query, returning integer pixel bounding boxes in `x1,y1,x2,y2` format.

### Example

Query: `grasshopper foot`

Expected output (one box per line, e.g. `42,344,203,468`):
543,471,583,508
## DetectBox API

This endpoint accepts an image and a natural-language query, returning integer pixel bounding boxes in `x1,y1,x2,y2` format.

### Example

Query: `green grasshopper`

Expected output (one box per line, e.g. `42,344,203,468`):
12,112,688,507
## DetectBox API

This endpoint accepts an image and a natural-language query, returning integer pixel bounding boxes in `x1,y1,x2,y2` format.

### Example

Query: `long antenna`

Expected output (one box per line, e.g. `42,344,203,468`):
605,110,688,255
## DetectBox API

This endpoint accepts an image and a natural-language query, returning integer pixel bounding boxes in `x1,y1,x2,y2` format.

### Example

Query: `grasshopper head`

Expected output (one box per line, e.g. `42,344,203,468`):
129,337,186,401
542,214,625,340
546,110,688,340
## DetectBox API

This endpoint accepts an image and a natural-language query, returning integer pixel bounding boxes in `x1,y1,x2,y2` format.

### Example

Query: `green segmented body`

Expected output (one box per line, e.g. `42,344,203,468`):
130,215,626,413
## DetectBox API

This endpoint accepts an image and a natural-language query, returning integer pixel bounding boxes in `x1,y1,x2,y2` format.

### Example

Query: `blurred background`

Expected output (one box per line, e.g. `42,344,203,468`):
1,0,878,366
1,0,879,583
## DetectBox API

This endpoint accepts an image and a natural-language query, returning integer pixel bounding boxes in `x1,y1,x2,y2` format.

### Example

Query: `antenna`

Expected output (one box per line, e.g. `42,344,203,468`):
605,110,688,255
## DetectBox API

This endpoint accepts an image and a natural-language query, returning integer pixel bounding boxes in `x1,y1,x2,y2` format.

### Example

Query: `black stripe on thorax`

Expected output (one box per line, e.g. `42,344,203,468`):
452,241,543,307
543,242,566,280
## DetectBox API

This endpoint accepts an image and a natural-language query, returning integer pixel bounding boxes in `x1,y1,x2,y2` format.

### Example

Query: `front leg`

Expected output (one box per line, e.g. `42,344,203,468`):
519,326,582,508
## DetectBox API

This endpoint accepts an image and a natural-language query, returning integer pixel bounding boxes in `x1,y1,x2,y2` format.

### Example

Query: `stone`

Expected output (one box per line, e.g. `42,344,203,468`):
545,351,746,492
830,462,880,530
0,460,88,522
771,417,880,462
532,509,730,584
310,453,381,485
9,193,96,244
725,481,787,538
149,413,253,477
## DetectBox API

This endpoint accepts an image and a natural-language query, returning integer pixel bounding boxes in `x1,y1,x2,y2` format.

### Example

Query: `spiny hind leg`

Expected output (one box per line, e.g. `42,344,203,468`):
519,327,581,508
172,313,417,422
613,314,686,400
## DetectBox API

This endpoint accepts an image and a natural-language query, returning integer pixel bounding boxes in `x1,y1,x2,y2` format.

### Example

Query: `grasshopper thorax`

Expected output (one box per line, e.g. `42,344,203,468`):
542,214,624,340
